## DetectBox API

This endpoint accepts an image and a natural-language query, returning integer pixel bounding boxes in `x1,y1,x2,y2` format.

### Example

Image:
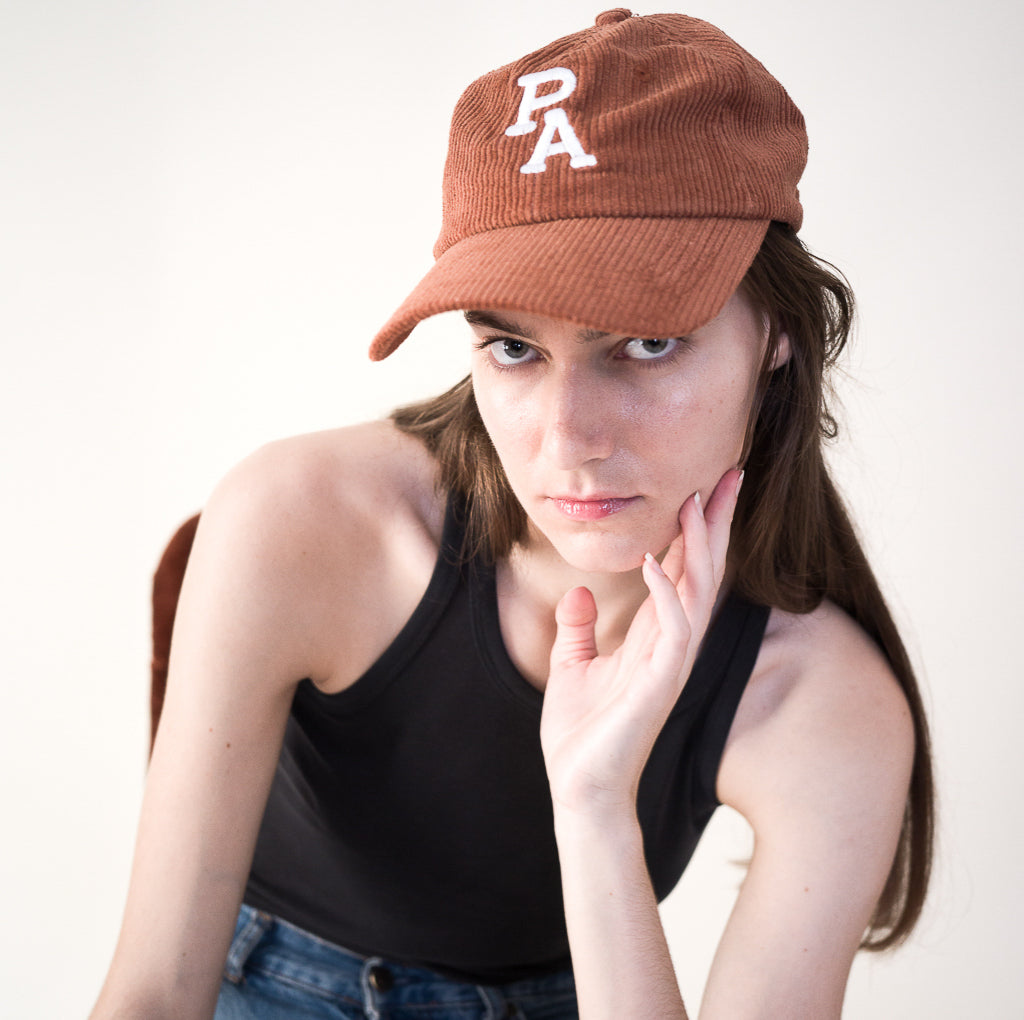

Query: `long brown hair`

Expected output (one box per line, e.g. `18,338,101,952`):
391,222,934,949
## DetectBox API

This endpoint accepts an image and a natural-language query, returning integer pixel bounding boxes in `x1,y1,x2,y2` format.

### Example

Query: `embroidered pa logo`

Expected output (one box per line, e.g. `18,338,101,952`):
504,67,597,175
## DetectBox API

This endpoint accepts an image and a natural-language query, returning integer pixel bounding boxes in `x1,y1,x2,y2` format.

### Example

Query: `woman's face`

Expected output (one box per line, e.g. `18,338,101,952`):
468,290,782,575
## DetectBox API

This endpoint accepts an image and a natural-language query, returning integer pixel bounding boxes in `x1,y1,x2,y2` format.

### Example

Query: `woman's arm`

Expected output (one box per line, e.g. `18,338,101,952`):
541,472,913,1018
701,602,914,1018
89,433,410,1020
551,806,687,1017
540,472,740,1019
89,455,311,1019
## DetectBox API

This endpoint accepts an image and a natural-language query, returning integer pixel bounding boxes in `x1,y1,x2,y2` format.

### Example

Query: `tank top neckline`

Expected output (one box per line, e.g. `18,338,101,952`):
300,493,765,722
469,549,760,719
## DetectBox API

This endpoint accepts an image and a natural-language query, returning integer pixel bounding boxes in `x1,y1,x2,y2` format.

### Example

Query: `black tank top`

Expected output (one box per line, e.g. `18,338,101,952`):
244,498,770,982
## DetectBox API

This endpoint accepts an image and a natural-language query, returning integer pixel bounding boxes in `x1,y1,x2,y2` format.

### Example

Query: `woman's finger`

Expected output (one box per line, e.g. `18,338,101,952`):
659,503,689,586
642,553,691,682
677,491,715,616
703,468,744,589
549,586,600,672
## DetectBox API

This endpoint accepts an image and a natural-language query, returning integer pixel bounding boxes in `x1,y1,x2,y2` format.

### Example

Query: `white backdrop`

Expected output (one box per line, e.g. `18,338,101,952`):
2,1,1022,1016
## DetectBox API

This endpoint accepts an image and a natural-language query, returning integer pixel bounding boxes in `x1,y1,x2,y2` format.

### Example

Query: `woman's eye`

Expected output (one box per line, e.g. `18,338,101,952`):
488,338,538,366
621,337,680,360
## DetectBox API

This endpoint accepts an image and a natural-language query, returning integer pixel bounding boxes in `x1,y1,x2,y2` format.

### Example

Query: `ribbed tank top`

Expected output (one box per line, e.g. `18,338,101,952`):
244,497,770,982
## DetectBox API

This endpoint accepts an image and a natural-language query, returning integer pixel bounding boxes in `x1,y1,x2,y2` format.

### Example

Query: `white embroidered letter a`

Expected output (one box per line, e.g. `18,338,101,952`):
504,66,597,175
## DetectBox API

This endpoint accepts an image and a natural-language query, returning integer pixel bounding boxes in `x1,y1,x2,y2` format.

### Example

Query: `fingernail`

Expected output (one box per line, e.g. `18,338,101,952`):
644,551,666,576
694,491,704,518
735,470,745,499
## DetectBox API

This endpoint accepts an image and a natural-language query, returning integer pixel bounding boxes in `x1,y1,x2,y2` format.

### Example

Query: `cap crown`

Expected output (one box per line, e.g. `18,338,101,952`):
437,11,807,258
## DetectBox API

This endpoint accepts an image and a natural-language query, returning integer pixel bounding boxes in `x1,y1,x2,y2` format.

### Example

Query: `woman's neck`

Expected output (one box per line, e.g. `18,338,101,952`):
493,523,736,691
493,528,654,689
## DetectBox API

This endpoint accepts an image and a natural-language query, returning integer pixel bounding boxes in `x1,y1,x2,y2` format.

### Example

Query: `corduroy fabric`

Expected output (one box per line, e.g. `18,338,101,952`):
370,10,807,360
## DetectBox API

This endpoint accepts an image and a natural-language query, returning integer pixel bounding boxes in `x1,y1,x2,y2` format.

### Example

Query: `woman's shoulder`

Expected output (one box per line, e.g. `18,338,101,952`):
191,419,447,689
204,419,444,552
218,418,441,521
718,598,915,835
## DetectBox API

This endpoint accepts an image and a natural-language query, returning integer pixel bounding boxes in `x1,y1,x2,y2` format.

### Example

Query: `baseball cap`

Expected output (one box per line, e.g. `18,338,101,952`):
369,9,806,360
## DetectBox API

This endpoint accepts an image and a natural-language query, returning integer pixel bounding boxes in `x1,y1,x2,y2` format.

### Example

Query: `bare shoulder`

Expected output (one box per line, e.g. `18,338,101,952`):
211,418,441,526
186,419,445,690
718,599,914,839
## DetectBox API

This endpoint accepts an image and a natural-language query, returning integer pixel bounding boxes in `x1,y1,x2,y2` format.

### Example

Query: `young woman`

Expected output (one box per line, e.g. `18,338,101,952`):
91,10,933,1019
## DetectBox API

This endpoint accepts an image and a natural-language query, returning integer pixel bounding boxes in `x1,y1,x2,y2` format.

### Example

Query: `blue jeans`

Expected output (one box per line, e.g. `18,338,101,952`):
215,905,578,1020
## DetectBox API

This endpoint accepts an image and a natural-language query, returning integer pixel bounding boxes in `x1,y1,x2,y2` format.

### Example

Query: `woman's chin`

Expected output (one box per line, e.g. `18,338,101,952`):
528,524,675,578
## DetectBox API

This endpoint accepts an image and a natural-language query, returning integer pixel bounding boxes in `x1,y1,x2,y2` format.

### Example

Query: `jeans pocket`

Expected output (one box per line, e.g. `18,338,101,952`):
224,905,275,984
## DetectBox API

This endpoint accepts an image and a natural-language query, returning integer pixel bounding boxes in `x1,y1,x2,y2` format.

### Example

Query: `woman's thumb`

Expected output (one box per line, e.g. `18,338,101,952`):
550,586,599,671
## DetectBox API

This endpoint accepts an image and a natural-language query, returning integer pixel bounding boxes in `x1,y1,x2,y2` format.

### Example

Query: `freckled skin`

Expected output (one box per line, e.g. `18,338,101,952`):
469,291,779,576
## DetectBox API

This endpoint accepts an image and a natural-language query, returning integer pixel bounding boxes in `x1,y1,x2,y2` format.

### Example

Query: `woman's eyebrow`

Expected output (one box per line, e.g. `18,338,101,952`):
463,310,613,344
463,310,538,339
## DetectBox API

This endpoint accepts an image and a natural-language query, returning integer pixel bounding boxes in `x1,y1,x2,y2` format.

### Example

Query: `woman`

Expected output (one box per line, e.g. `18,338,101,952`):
92,10,932,1019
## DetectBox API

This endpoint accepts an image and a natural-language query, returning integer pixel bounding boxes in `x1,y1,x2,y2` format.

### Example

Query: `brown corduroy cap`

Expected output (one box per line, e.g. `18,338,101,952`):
369,9,807,361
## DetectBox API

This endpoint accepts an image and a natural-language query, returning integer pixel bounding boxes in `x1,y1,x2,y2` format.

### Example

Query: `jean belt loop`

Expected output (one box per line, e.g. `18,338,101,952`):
223,905,274,984
360,956,388,1020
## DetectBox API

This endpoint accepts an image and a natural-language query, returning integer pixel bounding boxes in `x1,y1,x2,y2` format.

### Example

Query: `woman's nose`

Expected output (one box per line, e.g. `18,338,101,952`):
538,368,616,470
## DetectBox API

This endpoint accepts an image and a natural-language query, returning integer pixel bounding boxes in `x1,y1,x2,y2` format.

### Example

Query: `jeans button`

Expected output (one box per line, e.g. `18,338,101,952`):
368,964,394,992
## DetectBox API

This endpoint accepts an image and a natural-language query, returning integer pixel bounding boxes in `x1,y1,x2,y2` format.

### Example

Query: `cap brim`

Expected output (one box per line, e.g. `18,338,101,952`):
368,216,770,361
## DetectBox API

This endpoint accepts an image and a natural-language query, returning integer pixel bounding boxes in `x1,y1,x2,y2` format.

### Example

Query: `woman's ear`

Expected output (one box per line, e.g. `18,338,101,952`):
771,329,792,370
759,310,792,371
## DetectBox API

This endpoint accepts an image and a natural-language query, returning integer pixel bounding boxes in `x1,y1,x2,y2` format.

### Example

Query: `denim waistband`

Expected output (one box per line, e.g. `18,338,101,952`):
223,904,577,1020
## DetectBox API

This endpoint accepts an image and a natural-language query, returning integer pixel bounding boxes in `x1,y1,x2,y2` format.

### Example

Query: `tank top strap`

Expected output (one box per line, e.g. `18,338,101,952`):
294,491,468,714
690,590,771,805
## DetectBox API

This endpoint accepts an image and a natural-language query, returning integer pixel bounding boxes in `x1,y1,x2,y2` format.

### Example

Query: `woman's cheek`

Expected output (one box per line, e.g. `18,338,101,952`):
660,381,752,493
473,383,533,486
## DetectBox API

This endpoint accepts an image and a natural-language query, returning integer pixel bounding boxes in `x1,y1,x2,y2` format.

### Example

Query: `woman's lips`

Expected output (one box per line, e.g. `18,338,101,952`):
549,496,639,521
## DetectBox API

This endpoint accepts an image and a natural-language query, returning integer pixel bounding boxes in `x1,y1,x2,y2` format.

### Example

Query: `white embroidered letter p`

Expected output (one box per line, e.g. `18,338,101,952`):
504,66,597,175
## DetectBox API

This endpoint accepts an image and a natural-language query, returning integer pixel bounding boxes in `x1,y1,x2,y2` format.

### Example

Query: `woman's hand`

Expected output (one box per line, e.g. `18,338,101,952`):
539,468,743,818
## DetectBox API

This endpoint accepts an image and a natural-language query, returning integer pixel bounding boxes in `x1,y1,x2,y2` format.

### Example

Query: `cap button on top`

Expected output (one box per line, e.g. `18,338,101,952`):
595,8,632,26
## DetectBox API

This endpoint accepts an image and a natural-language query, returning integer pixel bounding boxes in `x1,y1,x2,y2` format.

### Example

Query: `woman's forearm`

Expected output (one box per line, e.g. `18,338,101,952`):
538,486,739,1017
553,805,688,1020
